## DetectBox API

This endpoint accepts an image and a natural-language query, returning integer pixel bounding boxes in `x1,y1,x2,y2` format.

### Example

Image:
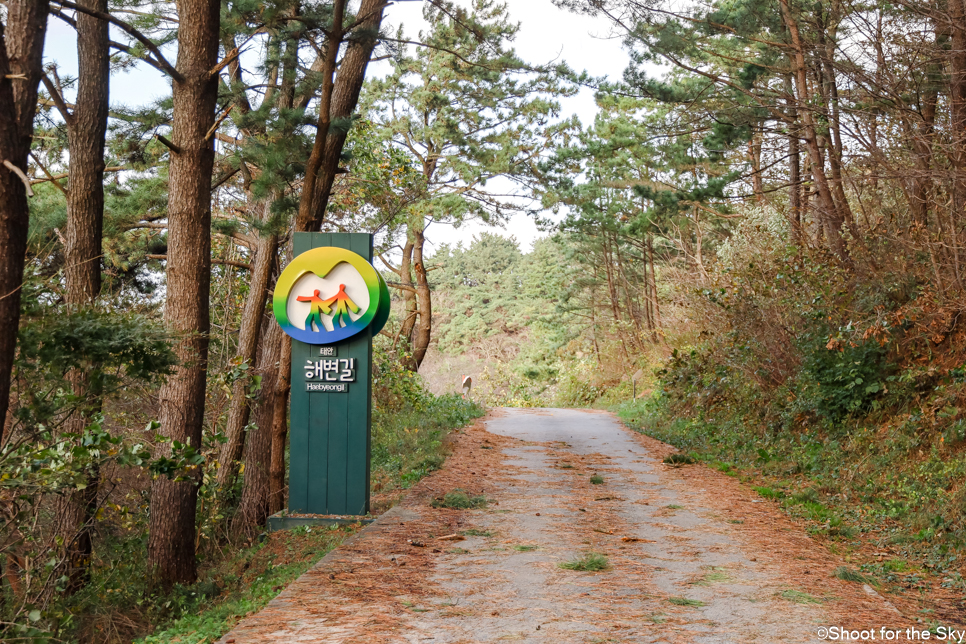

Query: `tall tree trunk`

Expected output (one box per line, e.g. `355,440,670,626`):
295,0,388,231
217,226,278,488
398,238,417,351
909,74,938,227
147,0,221,589
262,324,288,515
749,128,764,203
411,226,433,370
784,75,802,243
268,334,291,511
647,236,661,342
0,0,50,446
229,0,387,525
948,0,966,289
779,0,850,263
60,0,110,594
233,315,282,534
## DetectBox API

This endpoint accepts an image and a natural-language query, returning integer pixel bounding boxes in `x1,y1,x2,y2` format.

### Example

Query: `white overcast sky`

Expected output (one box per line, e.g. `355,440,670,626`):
43,0,631,254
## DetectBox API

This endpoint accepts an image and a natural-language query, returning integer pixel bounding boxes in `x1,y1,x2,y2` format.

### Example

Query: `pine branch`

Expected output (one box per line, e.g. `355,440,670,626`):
40,72,74,124
50,0,184,82
28,152,69,197
154,134,181,154
147,254,251,270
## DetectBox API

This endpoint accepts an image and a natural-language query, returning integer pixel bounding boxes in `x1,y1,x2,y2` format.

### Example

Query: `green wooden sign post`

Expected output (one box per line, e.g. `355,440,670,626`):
273,232,389,517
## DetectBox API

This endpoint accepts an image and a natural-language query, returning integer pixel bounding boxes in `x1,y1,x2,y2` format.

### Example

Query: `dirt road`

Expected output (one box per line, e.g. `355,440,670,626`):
218,408,933,644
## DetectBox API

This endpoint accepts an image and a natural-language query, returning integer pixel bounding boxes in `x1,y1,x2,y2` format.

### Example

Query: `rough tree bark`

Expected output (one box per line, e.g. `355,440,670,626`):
236,0,386,525
58,0,111,594
947,0,966,288
295,0,387,231
233,314,283,532
410,226,433,370
0,0,50,446
147,0,221,588
779,0,850,263
217,222,278,488
784,75,802,243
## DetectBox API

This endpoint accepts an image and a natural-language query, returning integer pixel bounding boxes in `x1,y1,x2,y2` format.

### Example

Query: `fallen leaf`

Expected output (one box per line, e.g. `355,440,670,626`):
438,534,465,541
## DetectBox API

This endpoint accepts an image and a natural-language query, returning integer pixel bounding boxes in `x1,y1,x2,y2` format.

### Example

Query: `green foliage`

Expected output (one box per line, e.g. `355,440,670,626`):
433,233,526,353
802,335,893,421
590,474,604,484
361,0,577,230
558,552,609,571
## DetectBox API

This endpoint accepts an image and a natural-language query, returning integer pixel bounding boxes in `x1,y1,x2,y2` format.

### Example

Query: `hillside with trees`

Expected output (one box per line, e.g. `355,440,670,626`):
1,0,966,639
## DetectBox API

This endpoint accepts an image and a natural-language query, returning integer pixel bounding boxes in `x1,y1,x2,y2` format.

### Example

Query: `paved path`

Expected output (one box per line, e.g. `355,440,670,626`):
218,408,920,644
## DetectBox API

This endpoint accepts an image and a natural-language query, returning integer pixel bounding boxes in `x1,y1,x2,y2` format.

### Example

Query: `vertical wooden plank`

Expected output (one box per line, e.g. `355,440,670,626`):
307,390,330,513
326,388,349,514
345,233,373,514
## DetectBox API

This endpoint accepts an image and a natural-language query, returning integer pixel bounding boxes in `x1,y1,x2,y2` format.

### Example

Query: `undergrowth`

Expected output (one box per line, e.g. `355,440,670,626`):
135,525,356,644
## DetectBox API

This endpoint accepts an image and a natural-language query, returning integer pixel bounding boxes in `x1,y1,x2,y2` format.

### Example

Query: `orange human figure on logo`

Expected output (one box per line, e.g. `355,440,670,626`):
296,289,332,332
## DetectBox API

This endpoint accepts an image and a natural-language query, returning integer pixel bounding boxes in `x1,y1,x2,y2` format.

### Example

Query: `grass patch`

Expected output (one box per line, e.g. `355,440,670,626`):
558,463,574,469
666,504,684,510
667,597,706,607
136,525,355,643
371,393,484,494
780,589,824,604
590,474,604,484
833,566,874,585
431,489,489,510
711,461,736,475
693,567,730,585
663,453,696,465
752,486,783,500
558,552,609,571
513,545,538,552
461,528,494,537
446,547,470,554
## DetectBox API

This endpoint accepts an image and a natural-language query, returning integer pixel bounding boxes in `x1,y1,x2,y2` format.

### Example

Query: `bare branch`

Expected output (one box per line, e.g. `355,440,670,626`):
2,161,34,197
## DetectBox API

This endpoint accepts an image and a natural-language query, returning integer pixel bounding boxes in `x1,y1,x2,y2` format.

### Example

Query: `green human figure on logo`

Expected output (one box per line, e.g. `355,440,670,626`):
320,283,360,329
296,289,333,332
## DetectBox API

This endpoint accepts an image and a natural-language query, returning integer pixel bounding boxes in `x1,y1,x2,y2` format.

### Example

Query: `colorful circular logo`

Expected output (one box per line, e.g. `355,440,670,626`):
273,247,390,344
